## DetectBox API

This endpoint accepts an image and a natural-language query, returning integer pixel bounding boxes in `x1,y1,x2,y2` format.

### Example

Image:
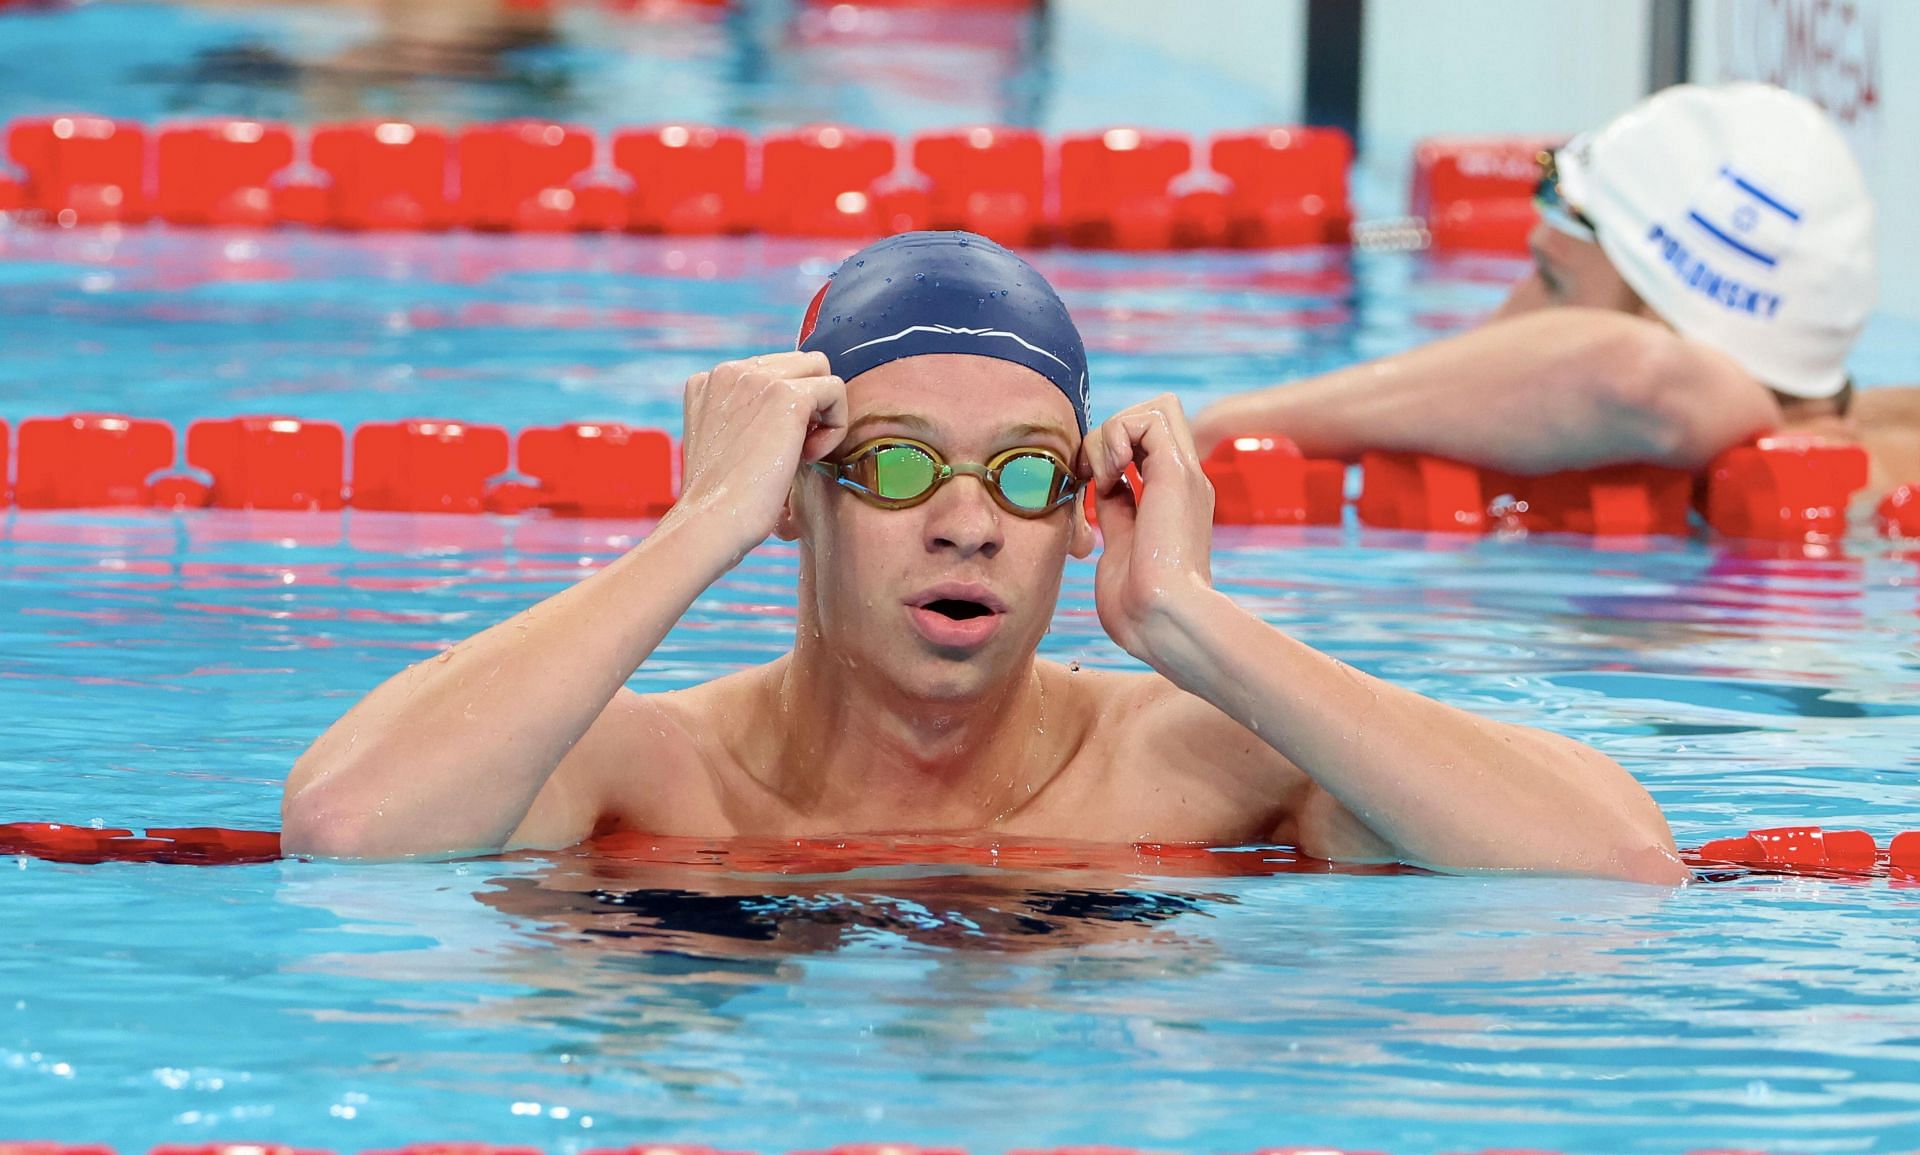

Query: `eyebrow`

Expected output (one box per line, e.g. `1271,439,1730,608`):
846,412,938,437
846,413,1075,451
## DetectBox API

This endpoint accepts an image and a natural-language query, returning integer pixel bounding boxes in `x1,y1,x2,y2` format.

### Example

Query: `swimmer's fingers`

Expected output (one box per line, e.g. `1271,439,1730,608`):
1092,396,1205,493
1084,414,1143,495
681,369,711,445
788,374,849,464
1091,459,1139,545
696,351,833,428
706,350,832,391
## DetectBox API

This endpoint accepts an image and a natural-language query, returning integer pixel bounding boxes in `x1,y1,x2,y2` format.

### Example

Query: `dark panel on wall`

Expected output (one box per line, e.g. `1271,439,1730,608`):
1305,0,1364,139
1648,0,1693,90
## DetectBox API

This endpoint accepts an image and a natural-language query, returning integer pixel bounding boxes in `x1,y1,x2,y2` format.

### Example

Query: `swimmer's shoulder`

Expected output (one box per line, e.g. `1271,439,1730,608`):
1038,658,1301,777
553,659,788,838
1033,659,1307,843
1853,384,1920,426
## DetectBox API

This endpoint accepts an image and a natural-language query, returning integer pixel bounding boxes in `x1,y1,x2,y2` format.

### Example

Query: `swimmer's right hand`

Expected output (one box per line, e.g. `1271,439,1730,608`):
674,350,848,550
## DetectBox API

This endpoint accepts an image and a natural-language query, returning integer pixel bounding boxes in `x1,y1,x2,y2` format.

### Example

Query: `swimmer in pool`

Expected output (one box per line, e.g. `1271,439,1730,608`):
1194,83,1919,502
282,230,1683,884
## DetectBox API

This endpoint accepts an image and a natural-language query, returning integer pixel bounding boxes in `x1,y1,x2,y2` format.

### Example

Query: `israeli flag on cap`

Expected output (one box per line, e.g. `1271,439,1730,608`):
1686,166,1802,269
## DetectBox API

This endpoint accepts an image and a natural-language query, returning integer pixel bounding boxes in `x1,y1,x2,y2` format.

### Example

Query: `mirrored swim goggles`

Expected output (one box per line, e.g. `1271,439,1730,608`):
811,436,1081,518
1533,148,1600,242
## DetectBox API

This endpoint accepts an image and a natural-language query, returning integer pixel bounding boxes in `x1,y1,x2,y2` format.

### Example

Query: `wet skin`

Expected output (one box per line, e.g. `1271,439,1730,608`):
285,348,1685,883
1516,222,1920,499
1193,219,1917,497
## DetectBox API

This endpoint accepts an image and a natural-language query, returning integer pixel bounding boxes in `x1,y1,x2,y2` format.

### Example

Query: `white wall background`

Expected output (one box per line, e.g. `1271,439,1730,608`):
1690,0,1918,321
1357,0,1652,212
1039,0,1307,135
1040,0,1920,333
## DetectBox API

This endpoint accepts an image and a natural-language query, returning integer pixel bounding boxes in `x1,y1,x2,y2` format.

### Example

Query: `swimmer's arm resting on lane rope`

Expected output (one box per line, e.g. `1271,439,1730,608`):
1190,309,1779,476
1087,395,1687,886
281,352,847,860
278,511,737,860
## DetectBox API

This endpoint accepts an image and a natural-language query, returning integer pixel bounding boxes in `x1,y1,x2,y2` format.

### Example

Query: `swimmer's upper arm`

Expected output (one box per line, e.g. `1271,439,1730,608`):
1273,782,1397,862
1572,312,1781,470
505,688,698,850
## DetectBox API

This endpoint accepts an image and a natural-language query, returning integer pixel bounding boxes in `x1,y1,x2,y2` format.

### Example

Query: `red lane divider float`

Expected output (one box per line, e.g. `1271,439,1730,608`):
1705,434,1871,541
353,420,511,514
1203,436,1344,526
1696,826,1879,873
1057,128,1192,250
0,119,1577,252
5,820,1919,885
0,416,1891,538
1881,483,1920,537
0,1147,1816,1155
0,823,281,866
759,124,898,238
1357,452,1696,537
156,120,294,228
14,414,173,509
185,415,348,511
0,114,1363,250
912,126,1047,247
1351,439,1870,540
1411,134,1557,255
457,119,621,234
1210,126,1353,247
0,1146,1811,1155
307,120,456,231
5,115,148,225
613,124,754,235
513,422,675,518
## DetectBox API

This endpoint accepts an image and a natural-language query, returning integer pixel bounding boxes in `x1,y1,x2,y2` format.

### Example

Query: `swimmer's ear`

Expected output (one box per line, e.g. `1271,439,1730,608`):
1068,487,1095,559
774,478,803,542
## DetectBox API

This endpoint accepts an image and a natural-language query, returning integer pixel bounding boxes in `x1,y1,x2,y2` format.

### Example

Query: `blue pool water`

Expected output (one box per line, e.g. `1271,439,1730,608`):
6,3,1920,1153
6,223,1920,1155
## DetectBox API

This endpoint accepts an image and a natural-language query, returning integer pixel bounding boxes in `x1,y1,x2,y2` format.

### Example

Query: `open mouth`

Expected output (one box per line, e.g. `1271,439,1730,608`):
922,598,995,621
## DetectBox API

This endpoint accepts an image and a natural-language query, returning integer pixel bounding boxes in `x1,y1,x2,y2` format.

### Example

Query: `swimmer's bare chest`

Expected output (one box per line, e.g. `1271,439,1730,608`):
591,662,1298,846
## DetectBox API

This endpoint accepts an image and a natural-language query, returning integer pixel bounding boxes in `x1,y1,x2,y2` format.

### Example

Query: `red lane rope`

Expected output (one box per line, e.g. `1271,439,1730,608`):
0,415,1881,539
0,119,1635,257
0,1135,1820,1143
0,116,1355,250
4,821,1916,879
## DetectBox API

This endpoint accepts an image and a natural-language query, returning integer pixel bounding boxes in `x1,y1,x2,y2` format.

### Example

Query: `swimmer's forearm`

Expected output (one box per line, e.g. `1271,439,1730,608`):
1145,586,1685,884
281,512,744,858
1193,310,1776,473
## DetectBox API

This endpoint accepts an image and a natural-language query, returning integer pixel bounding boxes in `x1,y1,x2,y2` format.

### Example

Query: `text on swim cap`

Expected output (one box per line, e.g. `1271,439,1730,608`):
1644,223,1784,319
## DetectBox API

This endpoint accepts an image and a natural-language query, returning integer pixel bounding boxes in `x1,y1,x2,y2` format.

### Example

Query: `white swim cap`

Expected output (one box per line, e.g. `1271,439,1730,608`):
1554,83,1875,399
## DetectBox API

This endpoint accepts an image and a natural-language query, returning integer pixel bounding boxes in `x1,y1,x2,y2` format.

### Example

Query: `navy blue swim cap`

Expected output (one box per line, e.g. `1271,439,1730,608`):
797,230,1090,434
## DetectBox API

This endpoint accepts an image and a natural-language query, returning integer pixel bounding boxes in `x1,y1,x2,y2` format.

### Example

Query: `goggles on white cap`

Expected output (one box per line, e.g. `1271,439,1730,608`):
1551,83,1876,400
1533,149,1597,243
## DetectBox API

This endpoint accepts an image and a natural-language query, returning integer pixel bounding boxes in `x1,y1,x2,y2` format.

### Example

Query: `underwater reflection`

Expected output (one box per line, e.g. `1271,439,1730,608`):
478,833,1347,959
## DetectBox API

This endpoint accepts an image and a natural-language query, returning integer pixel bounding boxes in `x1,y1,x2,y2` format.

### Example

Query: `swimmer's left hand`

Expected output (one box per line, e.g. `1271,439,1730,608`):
1083,394,1218,668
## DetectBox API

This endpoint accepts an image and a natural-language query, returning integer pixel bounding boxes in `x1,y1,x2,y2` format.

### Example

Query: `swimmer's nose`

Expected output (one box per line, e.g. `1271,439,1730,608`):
923,472,1003,560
